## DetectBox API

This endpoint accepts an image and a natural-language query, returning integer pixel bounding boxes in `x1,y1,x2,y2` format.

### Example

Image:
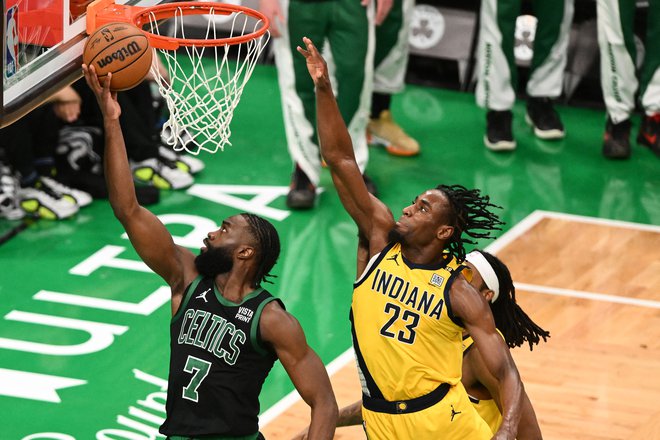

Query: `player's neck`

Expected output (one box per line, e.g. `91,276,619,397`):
400,242,446,266
213,272,256,302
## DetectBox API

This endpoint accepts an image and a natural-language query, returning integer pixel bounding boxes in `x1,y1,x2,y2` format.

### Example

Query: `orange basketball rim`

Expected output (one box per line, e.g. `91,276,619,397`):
85,0,272,155
86,0,270,50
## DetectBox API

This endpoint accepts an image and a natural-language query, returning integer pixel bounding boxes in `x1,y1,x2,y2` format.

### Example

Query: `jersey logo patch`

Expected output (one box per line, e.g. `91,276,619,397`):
235,306,254,323
196,288,211,303
429,273,444,287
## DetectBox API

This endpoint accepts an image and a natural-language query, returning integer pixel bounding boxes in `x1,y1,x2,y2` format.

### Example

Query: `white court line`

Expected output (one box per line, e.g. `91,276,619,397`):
260,210,660,427
486,210,660,255
260,348,355,427
517,283,660,309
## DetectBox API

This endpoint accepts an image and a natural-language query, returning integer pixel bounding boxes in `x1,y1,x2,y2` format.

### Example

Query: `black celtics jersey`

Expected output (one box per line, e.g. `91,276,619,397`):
160,275,283,437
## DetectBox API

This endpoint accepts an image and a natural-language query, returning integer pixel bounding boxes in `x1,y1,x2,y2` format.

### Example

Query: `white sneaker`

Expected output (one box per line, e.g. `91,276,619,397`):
18,179,79,220
159,146,205,174
130,158,194,190
40,176,93,207
0,163,24,220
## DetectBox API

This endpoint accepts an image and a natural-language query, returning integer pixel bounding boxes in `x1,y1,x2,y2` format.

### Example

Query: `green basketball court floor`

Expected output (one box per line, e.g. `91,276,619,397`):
1,64,658,438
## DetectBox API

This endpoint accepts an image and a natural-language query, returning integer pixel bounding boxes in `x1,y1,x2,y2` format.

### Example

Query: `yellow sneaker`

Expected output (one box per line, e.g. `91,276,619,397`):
367,110,420,157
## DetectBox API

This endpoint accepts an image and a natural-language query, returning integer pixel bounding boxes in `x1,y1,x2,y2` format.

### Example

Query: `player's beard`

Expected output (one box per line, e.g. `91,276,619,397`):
195,246,234,277
388,226,405,245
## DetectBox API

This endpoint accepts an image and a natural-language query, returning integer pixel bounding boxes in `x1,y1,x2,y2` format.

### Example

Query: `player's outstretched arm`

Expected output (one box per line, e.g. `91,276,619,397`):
293,400,363,439
450,277,523,440
296,37,393,251
467,342,543,439
82,66,195,299
260,302,338,439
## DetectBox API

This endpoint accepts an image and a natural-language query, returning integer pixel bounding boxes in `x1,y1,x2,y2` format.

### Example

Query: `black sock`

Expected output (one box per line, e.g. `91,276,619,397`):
371,93,392,119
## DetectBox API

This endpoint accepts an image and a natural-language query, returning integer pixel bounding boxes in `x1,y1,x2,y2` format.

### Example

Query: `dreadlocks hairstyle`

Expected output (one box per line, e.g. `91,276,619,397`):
479,250,550,350
241,213,281,287
435,184,504,261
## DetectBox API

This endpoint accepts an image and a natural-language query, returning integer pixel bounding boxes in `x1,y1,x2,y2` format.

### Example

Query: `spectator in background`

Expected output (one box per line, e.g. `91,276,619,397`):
597,0,660,159
259,0,392,209
476,0,574,151
0,86,92,220
367,0,420,157
59,63,204,197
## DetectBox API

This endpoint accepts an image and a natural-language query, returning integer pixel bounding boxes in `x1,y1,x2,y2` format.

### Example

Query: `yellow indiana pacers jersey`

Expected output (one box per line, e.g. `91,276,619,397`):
463,335,503,433
351,242,467,402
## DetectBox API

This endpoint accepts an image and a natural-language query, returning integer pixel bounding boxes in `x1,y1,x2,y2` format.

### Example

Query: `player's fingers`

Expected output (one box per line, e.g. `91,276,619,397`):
296,45,309,57
103,72,112,92
304,37,319,57
83,64,101,90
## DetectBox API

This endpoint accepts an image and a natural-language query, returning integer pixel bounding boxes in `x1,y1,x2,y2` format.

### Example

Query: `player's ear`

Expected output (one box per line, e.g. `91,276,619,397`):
436,225,453,241
236,246,255,260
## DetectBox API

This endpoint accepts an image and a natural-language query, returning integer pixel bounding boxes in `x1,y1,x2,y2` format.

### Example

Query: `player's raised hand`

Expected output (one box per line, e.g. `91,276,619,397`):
296,37,330,88
82,64,121,120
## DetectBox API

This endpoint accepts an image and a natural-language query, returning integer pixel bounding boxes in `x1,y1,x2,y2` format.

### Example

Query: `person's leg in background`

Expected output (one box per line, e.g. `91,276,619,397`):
118,83,193,190
367,0,420,157
475,0,520,151
0,110,79,220
597,0,637,159
328,0,378,194
637,0,660,157
525,0,574,140
272,0,330,209
273,0,375,209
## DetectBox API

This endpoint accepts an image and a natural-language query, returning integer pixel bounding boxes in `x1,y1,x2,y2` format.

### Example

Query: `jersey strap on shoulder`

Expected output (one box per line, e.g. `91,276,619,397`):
250,295,284,356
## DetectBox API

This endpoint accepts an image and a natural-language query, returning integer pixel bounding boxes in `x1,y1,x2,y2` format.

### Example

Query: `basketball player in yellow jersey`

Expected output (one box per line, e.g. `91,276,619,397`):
295,249,549,440
298,37,524,439
462,250,548,438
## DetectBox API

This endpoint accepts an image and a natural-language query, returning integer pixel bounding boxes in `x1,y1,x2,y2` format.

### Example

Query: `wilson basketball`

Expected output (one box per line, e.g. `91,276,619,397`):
83,22,152,91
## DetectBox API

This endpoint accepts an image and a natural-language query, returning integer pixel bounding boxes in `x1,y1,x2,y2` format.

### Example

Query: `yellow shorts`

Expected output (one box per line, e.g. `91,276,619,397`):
362,383,493,440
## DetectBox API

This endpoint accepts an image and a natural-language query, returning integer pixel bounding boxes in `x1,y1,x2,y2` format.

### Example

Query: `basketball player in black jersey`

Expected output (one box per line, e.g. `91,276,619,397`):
297,37,524,439
82,65,338,440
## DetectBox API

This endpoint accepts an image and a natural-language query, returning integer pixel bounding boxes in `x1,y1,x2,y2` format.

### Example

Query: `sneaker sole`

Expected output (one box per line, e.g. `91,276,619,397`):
369,133,420,157
484,135,516,151
525,114,565,140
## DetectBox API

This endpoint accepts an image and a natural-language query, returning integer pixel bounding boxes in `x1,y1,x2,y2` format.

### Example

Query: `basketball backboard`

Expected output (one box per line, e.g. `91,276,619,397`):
0,0,162,128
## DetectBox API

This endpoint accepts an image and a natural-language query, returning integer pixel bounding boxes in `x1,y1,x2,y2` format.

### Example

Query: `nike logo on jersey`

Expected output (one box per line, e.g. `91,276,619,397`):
196,288,211,303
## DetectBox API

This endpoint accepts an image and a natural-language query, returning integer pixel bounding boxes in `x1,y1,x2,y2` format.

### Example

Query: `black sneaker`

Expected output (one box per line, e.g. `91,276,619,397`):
637,113,660,157
484,110,516,151
525,97,565,139
286,164,316,209
363,173,378,197
602,118,631,159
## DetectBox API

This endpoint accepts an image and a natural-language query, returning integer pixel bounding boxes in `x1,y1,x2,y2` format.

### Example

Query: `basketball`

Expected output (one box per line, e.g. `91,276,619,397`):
83,22,152,91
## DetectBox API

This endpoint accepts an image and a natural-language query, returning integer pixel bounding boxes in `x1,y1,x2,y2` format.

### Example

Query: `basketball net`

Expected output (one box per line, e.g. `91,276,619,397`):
145,6,270,155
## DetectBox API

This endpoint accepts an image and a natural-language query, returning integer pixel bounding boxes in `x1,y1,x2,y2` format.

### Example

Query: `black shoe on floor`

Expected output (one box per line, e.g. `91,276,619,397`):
286,164,316,209
526,97,565,140
603,118,631,160
637,113,660,157
484,110,516,151
363,173,378,197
